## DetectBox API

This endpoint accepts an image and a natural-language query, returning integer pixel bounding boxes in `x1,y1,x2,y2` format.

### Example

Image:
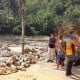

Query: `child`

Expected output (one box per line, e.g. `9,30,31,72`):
56,35,65,69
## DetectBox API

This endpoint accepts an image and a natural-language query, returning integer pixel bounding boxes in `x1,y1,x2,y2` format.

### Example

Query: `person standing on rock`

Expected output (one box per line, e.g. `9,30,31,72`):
65,31,80,76
47,33,56,62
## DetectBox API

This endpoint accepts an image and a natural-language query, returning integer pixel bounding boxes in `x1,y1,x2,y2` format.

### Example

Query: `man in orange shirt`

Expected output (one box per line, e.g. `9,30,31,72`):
66,31,80,76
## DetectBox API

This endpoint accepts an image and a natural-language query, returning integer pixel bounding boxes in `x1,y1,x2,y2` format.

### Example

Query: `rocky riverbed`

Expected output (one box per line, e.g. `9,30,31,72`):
0,36,80,80
0,36,48,75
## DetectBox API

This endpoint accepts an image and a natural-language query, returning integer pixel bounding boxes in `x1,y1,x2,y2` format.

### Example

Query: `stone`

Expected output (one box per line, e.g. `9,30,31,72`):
11,56,17,62
0,51,12,57
10,65,18,73
0,45,46,75
24,48,37,53
0,67,6,75
6,57,13,66
31,48,37,53
17,66,26,71
5,67,11,74
0,62,6,67
2,47,11,52
25,63,30,68
14,61,20,66
21,62,26,67
24,48,31,53
30,59,36,64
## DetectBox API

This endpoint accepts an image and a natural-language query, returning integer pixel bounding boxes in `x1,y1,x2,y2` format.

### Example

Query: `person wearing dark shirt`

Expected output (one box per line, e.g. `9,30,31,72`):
47,33,56,62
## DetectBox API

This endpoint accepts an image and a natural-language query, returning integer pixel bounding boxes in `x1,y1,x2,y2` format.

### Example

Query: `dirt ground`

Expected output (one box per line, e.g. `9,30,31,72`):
0,61,80,80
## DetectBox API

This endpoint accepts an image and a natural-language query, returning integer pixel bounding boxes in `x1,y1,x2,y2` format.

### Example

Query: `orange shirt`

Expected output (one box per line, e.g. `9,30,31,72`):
66,39,77,56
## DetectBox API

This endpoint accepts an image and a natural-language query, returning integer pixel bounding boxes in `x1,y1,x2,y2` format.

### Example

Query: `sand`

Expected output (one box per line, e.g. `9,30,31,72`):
0,61,79,80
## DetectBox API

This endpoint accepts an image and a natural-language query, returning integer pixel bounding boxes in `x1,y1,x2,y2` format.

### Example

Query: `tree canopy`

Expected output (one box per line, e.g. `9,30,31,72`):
0,0,80,36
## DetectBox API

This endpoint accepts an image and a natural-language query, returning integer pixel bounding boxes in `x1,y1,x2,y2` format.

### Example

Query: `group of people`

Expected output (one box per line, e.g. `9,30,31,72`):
47,31,80,76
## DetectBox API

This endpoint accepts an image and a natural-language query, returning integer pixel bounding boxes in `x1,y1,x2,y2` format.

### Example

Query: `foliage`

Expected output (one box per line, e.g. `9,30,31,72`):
0,0,80,36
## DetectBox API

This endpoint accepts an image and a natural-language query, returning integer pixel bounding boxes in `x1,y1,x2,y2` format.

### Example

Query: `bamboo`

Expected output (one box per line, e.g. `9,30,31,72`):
21,0,25,54
22,15,25,54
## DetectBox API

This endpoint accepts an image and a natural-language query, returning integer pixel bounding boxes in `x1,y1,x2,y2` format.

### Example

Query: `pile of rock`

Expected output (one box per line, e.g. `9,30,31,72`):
0,46,46,75
24,47,37,53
